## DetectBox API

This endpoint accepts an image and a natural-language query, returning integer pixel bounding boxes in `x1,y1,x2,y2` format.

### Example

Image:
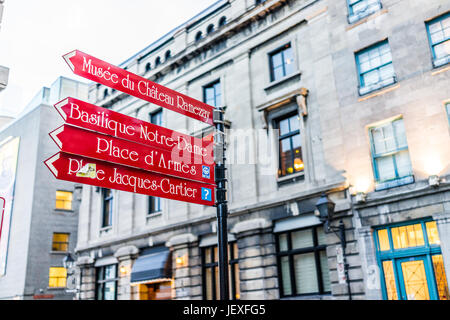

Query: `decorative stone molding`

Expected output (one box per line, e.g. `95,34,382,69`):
166,233,198,247
295,87,309,116
231,218,272,234
75,255,94,267
114,245,139,261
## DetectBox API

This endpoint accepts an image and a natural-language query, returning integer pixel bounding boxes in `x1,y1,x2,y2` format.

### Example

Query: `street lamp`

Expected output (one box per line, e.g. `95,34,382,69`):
62,252,79,296
315,193,352,300
62,252,75,270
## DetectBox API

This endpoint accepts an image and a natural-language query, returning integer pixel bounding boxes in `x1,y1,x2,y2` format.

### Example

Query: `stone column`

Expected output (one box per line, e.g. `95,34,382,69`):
167,233,202,300
114,245,139,300
355,226,382,300
76,256,95,300
433,211,450,289
231,218,278,300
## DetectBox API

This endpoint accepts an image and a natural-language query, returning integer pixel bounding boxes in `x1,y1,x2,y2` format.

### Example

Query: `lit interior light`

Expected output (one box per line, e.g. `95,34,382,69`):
287,167,294,174
294,158,304,171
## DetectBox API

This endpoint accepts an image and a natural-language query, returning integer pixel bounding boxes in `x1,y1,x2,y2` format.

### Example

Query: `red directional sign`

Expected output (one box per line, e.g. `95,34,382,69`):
63,50,215,125
49,124,215,184
54,97,214,165
44,153,215,206
0,197,5,244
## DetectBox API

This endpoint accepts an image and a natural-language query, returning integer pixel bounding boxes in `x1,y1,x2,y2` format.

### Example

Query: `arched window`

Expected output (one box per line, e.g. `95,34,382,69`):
207,24,215,34
145,62,151,72
218,16,227,27
155,57,161,67
195,31,203,42
103,89,109,99
165,50,171,60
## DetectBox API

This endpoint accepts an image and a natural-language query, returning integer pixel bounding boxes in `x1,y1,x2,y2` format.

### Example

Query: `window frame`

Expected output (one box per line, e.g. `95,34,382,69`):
101,188,114,229
368,118,414,191
48,267,67,288
426,13,450,68
95,264,119,300
355,40,396,96
55,190,73,211
373,218,447,300
268,43,296,83
203,80,222,108
148,196,162,215
346,0,383,24
51,233,70,253
275,225,331,298
201,242,240,300
274,112,304,178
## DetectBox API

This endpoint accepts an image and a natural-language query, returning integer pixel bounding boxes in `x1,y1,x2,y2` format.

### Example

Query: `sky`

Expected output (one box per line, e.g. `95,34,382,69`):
0,0,217,117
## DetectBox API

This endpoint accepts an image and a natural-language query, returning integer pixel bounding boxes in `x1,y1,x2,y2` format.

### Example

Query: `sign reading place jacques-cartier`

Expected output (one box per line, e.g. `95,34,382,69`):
63,50,215,125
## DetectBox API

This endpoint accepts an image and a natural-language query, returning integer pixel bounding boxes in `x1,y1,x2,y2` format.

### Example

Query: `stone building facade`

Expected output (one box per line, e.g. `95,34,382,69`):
75,0,450,300
0,77,88,299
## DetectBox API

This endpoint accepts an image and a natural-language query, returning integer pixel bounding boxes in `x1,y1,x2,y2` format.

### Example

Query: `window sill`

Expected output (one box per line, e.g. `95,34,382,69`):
347,3,382,24
375,175,415,191
54,209,74,213
346,8,387,30
100,227,113,236
277,172,305,186
431,61,450,76
47,287,66,291
432,56,450,69
146,212,163,221
264,71,301,92
50,251,69,255
358,76,397,96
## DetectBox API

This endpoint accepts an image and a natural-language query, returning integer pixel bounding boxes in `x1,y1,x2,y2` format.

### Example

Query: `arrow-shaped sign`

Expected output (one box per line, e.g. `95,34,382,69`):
63,50,215,125
44,152,215,206
49,124,215,184
54,97,214,165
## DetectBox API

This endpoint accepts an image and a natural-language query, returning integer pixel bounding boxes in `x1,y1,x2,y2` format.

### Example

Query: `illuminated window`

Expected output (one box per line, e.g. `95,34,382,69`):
356,40,396,95
52,233,69,252
276,226,330,297
55,191,73,210
49,267,67,288
203,81,221,108
375,220,449,300
347,0,382,24
269,43,295,82
426,13,450,68
202,242,240,300
276,114,304,177
369,118,413,191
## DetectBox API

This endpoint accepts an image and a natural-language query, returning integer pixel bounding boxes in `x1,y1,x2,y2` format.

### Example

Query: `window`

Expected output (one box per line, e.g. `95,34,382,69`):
148,110,162,211
269,43,295,82
148,196,161,215
165,50,171,61
375,220,449,300
49,267,67,288
55,191,73,210
276,226,330,297
256,0,266,4
446,103,450,125
145,62,151,73
369,118,414,190
96,265,118,300
195,31,203,42
52,233,69,252
155,57,161,67
276,114,304,177
101,188,113,228
207,24,215,34
202,242,240,300
203,81,221,108
356,40,396,95
426,13,450,68
347,0,382,24
218,16,227,28
150,109,163,126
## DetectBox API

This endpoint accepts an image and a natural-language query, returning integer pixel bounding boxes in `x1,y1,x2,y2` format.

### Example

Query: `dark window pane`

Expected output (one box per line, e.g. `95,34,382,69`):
280,256,292,296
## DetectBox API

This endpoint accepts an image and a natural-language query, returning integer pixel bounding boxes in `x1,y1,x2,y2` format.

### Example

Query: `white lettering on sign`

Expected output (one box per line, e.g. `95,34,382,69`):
82,57,119,84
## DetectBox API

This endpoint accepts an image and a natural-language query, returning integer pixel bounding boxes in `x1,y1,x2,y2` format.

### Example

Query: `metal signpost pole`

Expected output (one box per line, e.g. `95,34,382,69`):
214,107,230,301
